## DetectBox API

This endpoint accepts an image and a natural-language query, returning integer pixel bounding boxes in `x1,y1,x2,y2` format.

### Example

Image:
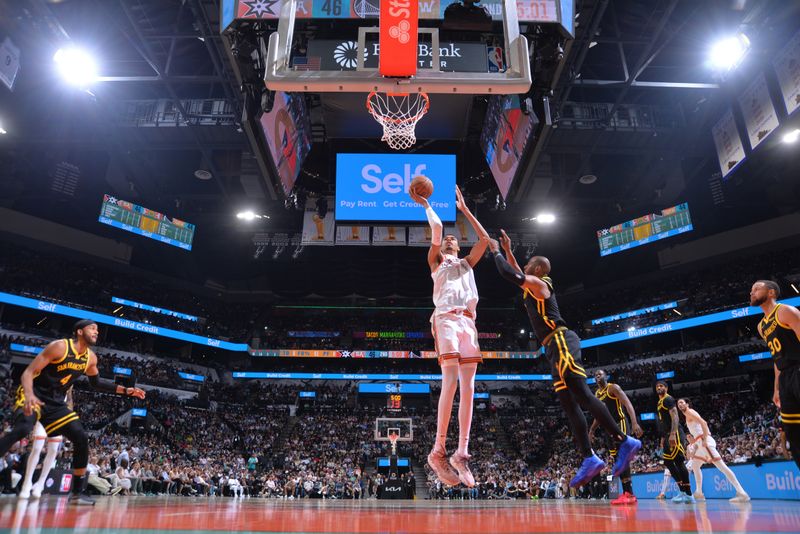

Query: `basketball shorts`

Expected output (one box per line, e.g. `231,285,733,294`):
608,417,631,458
687,435,721,464
14,386,81,437
779,364,800,428
543,328,587,392
431,311,482,365
662,429,687,461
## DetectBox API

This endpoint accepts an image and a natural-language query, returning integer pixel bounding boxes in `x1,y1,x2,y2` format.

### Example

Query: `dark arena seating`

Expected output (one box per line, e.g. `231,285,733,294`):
1,1,800,533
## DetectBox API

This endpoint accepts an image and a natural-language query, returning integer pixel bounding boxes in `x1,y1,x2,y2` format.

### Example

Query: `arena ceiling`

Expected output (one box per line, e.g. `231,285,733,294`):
0,0,798,299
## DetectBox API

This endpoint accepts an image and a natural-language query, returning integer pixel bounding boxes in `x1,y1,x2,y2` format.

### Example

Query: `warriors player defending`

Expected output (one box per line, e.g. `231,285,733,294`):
410,184,489,487
0,320,145,504
677,398,750,502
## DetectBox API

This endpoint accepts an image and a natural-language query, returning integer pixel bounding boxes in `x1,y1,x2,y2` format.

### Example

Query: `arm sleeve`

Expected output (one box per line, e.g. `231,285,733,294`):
425,205,443,246
88,373,122,394
493,252,526,286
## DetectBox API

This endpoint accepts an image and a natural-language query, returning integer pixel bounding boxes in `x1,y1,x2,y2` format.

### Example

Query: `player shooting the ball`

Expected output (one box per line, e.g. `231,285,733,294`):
409,179,490,488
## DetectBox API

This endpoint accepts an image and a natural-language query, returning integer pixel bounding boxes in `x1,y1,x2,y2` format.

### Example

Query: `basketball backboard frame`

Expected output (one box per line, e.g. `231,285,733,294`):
375,417,413,442
264,0,531,94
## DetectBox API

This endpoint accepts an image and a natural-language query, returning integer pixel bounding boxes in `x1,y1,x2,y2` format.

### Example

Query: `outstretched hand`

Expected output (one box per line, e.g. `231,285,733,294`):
499,229,512,253
455,186,466,212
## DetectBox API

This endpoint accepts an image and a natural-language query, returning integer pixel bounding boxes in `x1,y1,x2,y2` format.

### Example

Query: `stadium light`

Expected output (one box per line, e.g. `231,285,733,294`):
782,129,800,144
535,213,556,224
53,47,98,87
0,120,6,135
236,210,269,221
709,33,750,71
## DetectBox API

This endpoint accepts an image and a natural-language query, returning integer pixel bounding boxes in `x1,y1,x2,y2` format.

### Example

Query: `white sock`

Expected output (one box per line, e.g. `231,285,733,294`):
691,463,703,493
33,440,60,490
456,363,477,457
21,438,46,491
712,459,746,494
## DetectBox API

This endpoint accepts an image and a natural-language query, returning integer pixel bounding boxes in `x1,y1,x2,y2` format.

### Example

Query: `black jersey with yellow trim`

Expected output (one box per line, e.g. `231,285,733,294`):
656,394,682,437
32,339,91,406
759,304,800,370
596,383,627,422
522,275,568,344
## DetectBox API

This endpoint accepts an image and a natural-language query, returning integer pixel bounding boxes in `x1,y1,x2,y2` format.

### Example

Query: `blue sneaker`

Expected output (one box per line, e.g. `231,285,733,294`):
683,495,696,504
671,493,686,503
612,436,642,477
569,454,604,488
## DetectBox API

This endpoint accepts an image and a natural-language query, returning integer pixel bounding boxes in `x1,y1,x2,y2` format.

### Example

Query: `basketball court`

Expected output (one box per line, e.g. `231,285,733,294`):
2,497,799,534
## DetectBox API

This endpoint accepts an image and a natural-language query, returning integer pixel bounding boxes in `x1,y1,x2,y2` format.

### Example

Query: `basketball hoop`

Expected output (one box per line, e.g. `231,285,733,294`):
366,92,430,150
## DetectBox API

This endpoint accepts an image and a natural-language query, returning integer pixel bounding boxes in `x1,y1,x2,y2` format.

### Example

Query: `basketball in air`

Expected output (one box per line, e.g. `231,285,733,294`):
410,175,433,199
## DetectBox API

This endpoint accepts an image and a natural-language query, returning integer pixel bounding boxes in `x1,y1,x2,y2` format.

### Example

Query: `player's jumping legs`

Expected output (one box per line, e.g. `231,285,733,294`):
450,361,478,487
428,359,460,486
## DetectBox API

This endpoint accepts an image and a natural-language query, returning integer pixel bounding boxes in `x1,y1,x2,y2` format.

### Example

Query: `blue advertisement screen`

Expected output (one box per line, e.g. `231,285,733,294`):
640,413,656,421
358,383,431,394
299,391,316,398
474,392,490,399
178,372,205,382
113,367,132,376
335,153,456,222
656,371,675,379
131,408,147,417
377,458,410,467
739,352,771,363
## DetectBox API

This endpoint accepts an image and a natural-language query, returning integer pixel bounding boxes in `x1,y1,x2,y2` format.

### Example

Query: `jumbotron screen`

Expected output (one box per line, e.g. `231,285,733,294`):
597,203,693,256
99,194,195,250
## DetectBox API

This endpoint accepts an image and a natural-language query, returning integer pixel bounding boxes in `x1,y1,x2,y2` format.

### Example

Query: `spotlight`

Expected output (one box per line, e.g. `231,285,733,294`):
782,129,800,144
535,213,556,224
236,210,269,221
0,119,6,135
627,326,636,332
709,33,750,71
53,47,98,87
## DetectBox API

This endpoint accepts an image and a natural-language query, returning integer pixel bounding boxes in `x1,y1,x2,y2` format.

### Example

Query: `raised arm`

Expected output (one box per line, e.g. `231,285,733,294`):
456,187,489,267
499,229,523,274
488,239,551,299
21,339,69,415
610,383,643,437
410,189,442,272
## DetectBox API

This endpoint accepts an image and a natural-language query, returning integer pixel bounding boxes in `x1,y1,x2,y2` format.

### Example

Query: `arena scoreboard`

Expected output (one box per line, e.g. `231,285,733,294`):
99,194,195,250
597,203,693,256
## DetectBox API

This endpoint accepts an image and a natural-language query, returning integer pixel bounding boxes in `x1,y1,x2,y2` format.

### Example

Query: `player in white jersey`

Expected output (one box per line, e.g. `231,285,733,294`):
677,398,750,502
410,183,489,488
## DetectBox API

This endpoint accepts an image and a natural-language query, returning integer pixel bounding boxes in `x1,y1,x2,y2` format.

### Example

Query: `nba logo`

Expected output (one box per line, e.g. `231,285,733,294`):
60,474,73,492
488,46,504,72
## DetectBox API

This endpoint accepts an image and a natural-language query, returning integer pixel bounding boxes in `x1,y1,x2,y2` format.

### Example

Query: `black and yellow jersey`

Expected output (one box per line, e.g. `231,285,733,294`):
596,383,627,422
33,339,91,406
522,276,568,344
759,304,800,371
656,394,681,438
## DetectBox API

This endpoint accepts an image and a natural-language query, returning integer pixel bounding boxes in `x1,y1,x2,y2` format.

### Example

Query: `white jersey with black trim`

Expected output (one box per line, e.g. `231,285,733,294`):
431,254,478,320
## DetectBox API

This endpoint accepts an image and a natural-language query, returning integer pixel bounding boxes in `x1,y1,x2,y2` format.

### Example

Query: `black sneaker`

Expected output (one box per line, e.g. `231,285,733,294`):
69,493,96,506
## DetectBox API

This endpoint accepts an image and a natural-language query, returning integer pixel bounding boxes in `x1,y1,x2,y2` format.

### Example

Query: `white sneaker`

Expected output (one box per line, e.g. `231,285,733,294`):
692,492,705,501
18,485,31,499
31,484,44,499
729,493,750,503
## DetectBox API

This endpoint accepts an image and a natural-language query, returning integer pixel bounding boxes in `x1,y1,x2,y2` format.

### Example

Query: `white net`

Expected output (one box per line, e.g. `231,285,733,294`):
366,92,430,150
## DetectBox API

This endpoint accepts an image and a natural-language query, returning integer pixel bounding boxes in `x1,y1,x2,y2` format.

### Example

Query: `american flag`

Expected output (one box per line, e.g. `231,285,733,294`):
293,56,321,71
